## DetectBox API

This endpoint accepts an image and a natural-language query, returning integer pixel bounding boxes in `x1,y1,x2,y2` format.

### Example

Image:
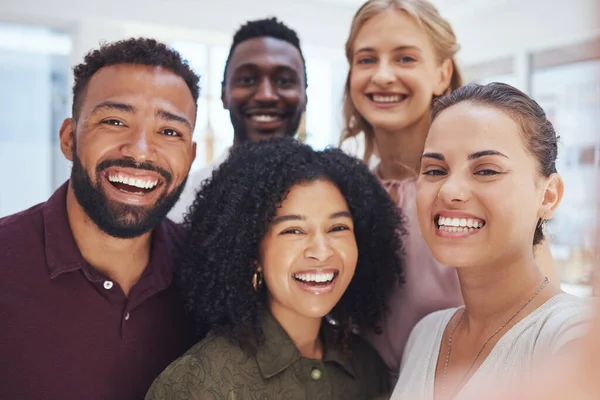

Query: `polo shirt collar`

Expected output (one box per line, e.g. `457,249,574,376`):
43,181,176,291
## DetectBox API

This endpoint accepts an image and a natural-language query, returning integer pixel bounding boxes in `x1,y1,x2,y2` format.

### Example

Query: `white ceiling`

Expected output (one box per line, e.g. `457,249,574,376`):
304,0,481,17
308,0,454,8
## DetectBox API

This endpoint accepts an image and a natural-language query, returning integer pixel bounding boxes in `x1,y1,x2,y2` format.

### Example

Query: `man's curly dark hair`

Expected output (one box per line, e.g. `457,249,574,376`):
71,37,200,121
223,17,307,87
180,138,405,344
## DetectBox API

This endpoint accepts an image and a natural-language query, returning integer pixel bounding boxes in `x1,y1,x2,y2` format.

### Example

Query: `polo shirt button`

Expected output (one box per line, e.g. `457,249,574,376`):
310,368,322,381
124,312,130,321
103,281,113,290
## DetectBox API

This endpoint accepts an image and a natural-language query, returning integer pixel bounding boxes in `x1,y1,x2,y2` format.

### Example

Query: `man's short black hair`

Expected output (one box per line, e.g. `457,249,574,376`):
71,37,200,120
223,17,307,87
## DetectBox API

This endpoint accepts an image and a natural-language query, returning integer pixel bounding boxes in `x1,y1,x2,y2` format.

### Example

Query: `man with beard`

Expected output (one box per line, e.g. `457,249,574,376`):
0,38,198,400
168,17,307,222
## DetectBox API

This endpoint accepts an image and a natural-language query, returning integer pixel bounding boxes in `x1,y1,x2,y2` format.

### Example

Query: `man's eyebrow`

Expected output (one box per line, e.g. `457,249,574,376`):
157,109,193,131
90,101,134,115
231,63,300,74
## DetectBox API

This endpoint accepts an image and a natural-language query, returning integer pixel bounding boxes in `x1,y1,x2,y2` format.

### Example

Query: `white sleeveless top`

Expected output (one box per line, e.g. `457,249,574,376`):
391,293,590,400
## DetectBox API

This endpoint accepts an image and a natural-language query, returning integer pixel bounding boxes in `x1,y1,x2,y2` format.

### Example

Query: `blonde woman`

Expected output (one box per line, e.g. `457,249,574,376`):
340,0,558,381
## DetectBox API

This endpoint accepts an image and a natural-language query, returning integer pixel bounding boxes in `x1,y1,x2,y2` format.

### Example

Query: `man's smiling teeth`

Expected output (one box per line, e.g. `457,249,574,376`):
372,94,404,103
107,174,158,190
252,115,279,122
437,216,485,232
294,272,335,283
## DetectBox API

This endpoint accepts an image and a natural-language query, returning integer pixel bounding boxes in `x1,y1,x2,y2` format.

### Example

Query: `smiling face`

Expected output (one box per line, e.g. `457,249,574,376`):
222,37,307,144
259,179,358,321
417,102,561,268
349,9,451,133
60,64,197,238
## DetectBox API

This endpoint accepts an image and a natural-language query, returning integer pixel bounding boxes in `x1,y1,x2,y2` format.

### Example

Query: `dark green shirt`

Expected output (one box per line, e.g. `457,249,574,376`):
146,311,390,399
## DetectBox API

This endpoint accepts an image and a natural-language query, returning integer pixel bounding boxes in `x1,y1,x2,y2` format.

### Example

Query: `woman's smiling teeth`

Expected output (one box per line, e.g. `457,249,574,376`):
437,216,486,232
293,271,337,285
370,94,407,103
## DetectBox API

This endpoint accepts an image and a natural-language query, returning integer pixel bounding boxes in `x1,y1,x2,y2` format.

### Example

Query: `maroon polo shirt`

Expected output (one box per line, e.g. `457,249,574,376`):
0,182,194,400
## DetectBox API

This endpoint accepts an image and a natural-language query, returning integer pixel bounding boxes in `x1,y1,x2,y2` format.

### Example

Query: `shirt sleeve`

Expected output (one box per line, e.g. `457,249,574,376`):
145,354,230,400
541,301,592,354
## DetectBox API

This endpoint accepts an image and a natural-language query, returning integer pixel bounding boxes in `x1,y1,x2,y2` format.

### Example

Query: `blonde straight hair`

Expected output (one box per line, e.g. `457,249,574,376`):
340,0,463,163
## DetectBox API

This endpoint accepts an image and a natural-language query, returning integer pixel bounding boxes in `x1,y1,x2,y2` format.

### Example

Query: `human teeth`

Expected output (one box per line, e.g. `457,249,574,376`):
294,272,335,283
438,216,485,229
107,174,158,190
372,94,402,103
252,115,278,122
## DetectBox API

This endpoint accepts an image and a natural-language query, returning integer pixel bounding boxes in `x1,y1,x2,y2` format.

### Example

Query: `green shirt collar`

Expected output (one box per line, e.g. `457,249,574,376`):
255,309,357,379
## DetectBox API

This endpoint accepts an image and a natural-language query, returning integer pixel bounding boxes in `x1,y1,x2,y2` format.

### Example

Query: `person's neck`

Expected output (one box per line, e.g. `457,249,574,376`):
232,137,243,148
374,113,430,181
269,300,323,359
457,251,559,332
66,183,152,297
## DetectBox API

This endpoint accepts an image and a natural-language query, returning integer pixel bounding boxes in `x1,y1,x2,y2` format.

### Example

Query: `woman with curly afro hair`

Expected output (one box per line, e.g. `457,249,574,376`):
146,138,405,399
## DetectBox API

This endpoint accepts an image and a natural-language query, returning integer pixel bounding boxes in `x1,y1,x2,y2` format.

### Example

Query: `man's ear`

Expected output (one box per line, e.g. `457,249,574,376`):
221,81,228,110
59,118,76,161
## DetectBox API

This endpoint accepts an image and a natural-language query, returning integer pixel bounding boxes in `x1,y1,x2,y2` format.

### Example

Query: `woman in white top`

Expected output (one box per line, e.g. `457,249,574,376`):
391,82,590,400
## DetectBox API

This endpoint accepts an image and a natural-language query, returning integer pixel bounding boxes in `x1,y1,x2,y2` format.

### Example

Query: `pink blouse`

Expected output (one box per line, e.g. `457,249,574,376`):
365,177,463,380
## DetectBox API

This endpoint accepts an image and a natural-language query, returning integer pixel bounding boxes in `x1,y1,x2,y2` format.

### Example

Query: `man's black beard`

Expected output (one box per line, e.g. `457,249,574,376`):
70,151,187,239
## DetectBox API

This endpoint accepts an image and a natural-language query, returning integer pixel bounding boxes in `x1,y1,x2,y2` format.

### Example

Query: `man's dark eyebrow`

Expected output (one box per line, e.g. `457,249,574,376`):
91,101,134,115
232,63,300,75
421,152,445,161
468,150,508,160
157,109,193,131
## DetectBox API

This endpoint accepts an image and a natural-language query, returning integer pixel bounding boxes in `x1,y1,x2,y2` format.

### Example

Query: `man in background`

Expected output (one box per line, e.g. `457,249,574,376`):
168,17,308,222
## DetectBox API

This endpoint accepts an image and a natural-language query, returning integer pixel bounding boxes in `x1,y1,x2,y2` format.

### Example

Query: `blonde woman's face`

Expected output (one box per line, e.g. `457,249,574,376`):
349,9,452,133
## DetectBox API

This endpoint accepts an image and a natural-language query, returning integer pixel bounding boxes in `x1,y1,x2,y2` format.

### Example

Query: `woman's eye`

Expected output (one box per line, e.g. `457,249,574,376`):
356,58,375,65
398,56,416,63
422,169,447,176
281,228,303,235
330,225,350,232
475,169,501,176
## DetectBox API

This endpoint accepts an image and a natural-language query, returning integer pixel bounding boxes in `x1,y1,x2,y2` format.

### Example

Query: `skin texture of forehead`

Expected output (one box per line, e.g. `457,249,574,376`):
80,64,197,122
